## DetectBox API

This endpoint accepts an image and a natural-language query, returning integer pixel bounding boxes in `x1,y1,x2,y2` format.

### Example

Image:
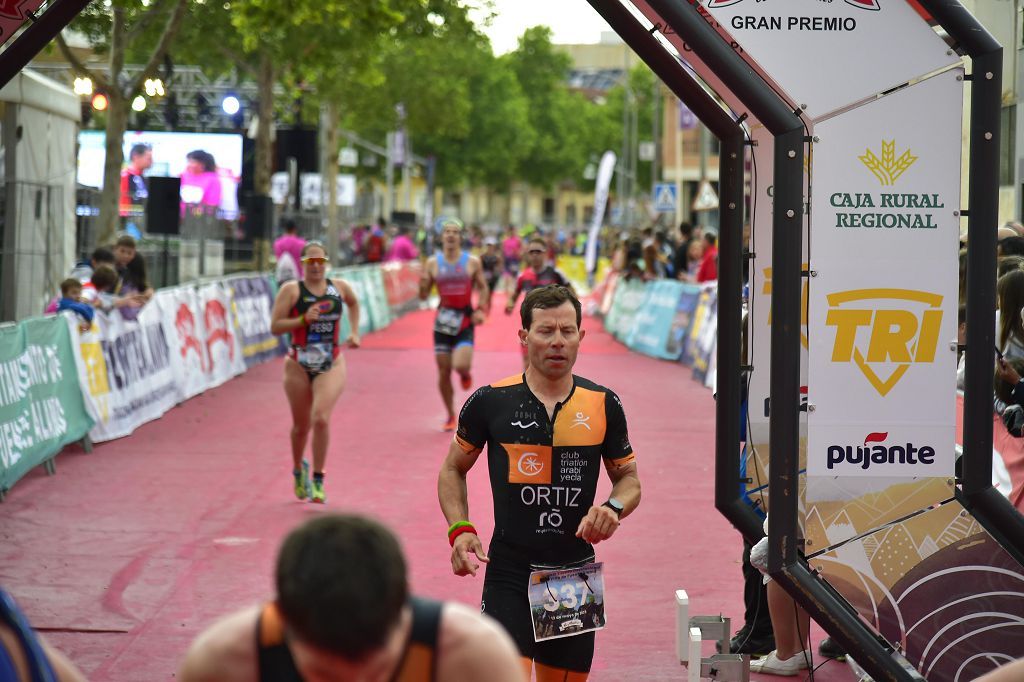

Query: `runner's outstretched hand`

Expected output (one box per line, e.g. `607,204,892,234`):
451,533,489,577
576,505,620,544
346,333,361,348
472,310,486,326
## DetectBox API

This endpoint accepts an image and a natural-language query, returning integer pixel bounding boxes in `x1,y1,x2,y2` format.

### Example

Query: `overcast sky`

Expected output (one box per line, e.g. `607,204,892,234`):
465,0,615,54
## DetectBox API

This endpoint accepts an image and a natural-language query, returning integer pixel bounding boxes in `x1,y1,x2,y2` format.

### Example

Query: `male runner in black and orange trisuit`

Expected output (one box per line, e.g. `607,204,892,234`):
179,515,524,682
438,285,642,681
420,217,490,431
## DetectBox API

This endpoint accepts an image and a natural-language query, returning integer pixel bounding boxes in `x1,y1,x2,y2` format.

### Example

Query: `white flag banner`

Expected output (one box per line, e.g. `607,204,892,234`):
585,150,617,275
806,69,963,478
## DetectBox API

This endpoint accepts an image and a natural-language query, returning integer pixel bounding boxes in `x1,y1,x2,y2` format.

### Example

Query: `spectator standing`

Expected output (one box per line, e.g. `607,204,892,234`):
695,231,719,283
273,218,306,281
119,255,153,321
384,225,419,262
998,270,1024,361
56,279,95,331
364,221,386,263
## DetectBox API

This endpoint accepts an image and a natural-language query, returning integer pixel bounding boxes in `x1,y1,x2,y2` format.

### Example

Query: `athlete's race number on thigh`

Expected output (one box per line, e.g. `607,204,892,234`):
527,562,606,642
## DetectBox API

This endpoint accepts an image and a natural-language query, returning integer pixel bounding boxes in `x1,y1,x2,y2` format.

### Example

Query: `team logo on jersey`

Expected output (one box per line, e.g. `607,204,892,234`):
824,288,943,396
504,444,552,484
860,140,917,186
570,412,592,430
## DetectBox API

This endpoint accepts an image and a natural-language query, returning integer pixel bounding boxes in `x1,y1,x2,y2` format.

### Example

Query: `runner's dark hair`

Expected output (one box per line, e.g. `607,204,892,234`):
301,241,326,258
520,284,581,330
276,514,409,659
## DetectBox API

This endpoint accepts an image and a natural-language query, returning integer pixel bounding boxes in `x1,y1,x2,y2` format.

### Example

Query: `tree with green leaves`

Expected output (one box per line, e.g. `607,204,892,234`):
57,0,189,246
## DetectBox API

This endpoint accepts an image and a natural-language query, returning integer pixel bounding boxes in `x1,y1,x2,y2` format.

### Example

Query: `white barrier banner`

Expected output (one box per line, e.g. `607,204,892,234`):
158,287,207,400
197,281,247,388
72,304,179,443
806,70,962,477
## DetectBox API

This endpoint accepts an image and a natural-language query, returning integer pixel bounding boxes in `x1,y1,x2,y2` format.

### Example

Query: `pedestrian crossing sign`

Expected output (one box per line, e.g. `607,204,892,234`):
653,183,677,213
693,180,719,212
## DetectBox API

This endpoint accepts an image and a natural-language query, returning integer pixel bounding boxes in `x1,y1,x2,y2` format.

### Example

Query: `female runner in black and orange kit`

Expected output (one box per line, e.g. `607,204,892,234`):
270,242,360,503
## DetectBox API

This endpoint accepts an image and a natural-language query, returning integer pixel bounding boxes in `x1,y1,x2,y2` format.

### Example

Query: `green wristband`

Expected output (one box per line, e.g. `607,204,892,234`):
447,520,474,536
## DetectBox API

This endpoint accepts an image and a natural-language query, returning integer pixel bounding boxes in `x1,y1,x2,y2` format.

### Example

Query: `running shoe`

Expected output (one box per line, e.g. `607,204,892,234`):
460,372,473,390
442,416,457,432
311,477,326,504
293,460,311,500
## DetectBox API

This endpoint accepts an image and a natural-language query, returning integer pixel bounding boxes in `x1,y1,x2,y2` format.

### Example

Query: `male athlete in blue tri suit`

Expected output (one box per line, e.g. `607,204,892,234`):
420,218,491,431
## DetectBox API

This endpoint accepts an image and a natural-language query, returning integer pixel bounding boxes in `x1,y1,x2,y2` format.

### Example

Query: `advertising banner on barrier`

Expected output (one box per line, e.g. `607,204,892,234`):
691,288,719,385
626,280,689,360
666,283,703,361
159,286,208,400
603,279,645,342
0,316,94,493
701,0,957,120
381,261,422,312
230,275,286,367
197,281,248,388
806,70,962,479
365,267,393,331
333,268,374,337
74,304,179,443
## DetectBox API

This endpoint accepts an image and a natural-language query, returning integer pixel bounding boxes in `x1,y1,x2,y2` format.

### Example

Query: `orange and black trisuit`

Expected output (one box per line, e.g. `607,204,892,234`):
288,280,343,380
256,598,443,681
455,374,635,673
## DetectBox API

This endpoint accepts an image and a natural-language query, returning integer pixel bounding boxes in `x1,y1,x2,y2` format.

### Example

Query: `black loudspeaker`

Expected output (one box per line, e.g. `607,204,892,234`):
390,211,417,228
245,194,274,241
240,137,256,194
275,127,318,173
146,176,181,235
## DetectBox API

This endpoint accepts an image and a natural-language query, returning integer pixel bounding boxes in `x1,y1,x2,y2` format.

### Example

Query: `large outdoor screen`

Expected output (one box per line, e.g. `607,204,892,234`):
78,130,244,219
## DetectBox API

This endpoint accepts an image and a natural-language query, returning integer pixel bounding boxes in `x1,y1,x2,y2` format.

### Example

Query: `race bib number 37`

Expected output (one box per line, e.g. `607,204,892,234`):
528,562,606,642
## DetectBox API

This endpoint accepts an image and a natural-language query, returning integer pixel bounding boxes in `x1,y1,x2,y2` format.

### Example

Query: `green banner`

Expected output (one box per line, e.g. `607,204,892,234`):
603,278,646,341
365,266,393,331
0,316,94,494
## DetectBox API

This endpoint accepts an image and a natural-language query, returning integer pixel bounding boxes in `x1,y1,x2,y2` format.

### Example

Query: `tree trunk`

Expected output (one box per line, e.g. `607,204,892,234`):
324,100,340,259
254,54,275,195
96,7,127,247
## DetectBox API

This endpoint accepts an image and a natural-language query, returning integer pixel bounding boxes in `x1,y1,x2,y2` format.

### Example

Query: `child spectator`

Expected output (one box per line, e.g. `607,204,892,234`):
56,278,94,331
90,265,120,313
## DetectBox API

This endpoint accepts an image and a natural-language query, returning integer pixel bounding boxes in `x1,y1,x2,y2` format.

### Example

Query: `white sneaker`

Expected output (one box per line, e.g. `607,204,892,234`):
749,649,812,676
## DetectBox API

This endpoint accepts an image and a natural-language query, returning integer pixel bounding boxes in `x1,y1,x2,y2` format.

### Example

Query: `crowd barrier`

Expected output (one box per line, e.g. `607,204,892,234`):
0,261,423,499
594,270,1024,510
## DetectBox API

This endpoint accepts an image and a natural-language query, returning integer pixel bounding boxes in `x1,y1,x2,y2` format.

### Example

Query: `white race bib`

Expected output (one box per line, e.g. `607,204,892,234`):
528,562,606,642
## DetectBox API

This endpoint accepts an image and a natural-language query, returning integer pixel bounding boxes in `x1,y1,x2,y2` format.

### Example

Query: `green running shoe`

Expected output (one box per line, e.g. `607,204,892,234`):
293,460,311,500
311,477,325,504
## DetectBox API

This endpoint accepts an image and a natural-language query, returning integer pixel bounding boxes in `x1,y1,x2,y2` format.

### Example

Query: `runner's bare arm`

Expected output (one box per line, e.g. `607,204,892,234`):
0,625,87,682
178,607,260,682
419,259,437,300
436,603,526,682
338,279,361,347
269,281,305,335
470,256,491,314
438,440,490,576
977,659,1024,682
576,460,640,544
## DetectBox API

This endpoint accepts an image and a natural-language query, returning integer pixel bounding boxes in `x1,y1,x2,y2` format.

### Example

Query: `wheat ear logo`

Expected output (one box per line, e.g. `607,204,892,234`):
859,140,917,186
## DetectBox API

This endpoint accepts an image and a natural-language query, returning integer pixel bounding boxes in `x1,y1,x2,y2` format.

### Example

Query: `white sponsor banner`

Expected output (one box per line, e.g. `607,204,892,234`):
702,0,958,120
158,287,208,400
197,282,247,387
806,72,961,478
72,305,179,442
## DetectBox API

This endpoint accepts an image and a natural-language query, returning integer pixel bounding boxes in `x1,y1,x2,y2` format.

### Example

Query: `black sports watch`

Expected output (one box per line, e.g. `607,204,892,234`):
602,498,624,518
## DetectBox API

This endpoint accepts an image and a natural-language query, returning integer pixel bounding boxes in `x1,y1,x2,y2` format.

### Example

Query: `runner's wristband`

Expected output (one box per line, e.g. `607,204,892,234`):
448,523,478,546
298,313,306,325
448,520,474,535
